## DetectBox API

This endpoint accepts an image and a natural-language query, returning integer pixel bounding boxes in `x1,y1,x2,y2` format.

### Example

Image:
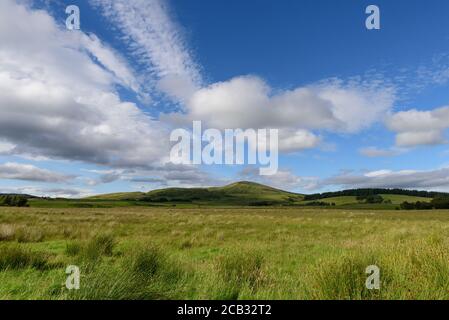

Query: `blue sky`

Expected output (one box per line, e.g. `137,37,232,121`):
1,0,449,197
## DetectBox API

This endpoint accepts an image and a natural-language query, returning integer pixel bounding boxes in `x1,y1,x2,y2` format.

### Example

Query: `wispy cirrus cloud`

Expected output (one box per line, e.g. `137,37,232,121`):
90,0,202,102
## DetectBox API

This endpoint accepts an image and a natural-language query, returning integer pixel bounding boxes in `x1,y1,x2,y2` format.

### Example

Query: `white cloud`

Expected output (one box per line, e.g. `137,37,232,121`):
0,0,170,168
185,75,394,131
278,129,320,153
0,162,72,182
90,0,202,101
164,75,395,152
80,33,141,94
321,167,449,191
386,106,449,147
0,140,15,154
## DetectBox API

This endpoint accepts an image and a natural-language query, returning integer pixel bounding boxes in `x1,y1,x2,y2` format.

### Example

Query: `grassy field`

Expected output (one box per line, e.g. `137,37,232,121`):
308,194,431,206
1,206,449,300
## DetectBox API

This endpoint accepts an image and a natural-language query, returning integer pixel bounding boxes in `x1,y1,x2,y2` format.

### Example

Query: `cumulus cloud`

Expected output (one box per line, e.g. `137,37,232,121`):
0,162,72,182
278,129,321,153
386,106,449,147
184,76,394,132
0,0,170,168
163,75,395,153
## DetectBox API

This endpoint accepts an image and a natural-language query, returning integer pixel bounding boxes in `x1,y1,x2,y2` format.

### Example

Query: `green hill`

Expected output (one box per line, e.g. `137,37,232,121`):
86,181,304,206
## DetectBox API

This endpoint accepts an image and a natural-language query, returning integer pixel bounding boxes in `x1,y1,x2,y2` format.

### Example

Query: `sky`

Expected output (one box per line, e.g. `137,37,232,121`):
1,0,449,197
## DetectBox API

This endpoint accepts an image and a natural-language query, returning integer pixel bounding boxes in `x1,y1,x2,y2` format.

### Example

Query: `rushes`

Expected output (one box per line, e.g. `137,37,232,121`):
63,243,187,300
312,253,383,300
0,245,49,271
64,234,116,262
0,225,44,243
0,224,15,241
130,245,164,278
65,242,82,257
213,251,265,299
84,234,115,260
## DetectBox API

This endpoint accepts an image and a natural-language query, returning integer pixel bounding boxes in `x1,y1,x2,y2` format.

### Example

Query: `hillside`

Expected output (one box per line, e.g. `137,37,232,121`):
86,181,305,206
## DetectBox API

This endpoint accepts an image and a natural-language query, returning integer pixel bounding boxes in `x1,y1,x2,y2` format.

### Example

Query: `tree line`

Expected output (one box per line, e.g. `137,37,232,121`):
400,197,449,210
304,188,446,201
0,195,29,207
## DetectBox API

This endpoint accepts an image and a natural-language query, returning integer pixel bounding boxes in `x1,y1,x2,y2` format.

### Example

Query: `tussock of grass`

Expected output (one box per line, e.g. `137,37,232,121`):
16,227,44,243
0,245,49,271
65,242,82,257
83,234,115,261
62,244,188,300
0,224,15,241
213,252,265,299
129,245,164,277
312,253,383,300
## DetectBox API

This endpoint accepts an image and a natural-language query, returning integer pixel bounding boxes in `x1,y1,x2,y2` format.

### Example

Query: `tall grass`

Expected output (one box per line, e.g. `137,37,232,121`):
2,207,449,299
0,245,49,271
83,234,116,261
0,224,15,241
61,244,187,300
212,251,265,299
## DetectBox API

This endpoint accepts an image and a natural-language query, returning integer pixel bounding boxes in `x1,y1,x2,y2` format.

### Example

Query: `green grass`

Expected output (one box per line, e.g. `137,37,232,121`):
1,206,449,299
380,194,431,204
309,194,431,206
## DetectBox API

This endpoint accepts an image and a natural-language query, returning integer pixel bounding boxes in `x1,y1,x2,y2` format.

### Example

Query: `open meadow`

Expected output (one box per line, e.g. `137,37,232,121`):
1,207,449,300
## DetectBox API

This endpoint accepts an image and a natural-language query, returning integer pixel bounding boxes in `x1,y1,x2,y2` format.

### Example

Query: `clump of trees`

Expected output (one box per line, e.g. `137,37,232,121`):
0,195,29,207
400,197,449,210
357,194,384,204
304,188,445,201
431,197,449,209
304,201,336,207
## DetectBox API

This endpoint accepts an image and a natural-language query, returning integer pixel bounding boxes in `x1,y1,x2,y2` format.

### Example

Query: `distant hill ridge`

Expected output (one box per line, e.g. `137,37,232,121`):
83,182,449,207
3,182,448,208
304,188,448,201
86,181,305,206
